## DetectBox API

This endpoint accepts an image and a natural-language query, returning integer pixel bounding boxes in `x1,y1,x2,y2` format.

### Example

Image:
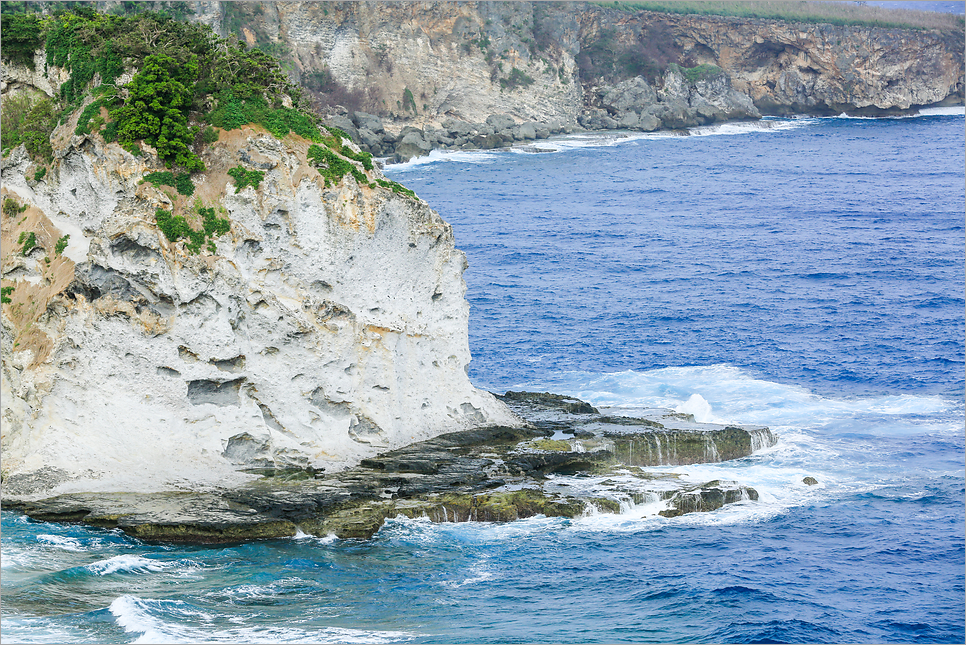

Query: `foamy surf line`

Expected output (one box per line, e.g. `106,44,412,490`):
382,119,816,171
512,365,964,432
830,106,965,119
109,595,418,644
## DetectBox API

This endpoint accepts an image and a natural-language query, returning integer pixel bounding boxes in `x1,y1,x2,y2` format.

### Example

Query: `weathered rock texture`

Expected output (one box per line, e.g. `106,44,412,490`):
8,393,776,542
190,1,962,124
1,74,517,499
116,1,958,161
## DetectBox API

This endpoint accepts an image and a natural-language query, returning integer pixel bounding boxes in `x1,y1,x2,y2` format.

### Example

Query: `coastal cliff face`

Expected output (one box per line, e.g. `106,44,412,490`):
203,1,963,130
0,63,518,499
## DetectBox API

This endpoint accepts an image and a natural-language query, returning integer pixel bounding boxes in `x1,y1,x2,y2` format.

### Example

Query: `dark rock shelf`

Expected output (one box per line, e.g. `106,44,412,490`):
8,392,777,543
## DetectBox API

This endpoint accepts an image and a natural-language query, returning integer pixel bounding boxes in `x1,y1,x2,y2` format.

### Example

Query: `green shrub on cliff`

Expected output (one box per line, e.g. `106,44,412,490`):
226,166,265,193
308,144,370,188
0,5,427,201
3,198,27,218
1,93,57,162
155,204,230,254
55,235,70,256
143,170,195,196
0,13,42,68
18,231,38,256
682,64,723,83
206,92,321,142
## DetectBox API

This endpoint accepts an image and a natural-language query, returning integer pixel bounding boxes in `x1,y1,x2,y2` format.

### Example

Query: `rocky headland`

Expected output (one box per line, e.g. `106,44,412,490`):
0,2,939,541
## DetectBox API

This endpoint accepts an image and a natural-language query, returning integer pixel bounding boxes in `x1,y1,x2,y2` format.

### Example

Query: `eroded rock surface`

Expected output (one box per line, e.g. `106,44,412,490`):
1,106,518,500
9,392,777,542
199,1,963,161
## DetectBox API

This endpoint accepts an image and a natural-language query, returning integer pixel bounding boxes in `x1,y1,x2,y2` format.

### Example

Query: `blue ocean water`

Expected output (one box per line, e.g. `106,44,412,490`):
2,112,964,643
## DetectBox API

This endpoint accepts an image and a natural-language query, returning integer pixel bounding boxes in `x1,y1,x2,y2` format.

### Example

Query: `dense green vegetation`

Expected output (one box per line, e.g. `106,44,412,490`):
307,128,380,190
322,128,374,170
0,7,301,169
597,1,965,30
1,93,58,161
0,12,42,68
226,166,265,193
308,144,370,188
0,5,417,211
155,204,231,254
1,286,15,305
143,171,195,196
376,179,417,200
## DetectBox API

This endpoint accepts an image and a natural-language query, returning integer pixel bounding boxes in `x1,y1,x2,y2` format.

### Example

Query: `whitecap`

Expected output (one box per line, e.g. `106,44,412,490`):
441,558,495,588
688,118,814,136
86,555,171,576
109,594,417,644
675,392,714,423
515,364,962,433
35,534,87,552
291,528,339,544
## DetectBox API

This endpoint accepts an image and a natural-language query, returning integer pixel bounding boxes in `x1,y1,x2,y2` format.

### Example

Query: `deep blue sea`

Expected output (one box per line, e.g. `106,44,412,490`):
2,111,964,644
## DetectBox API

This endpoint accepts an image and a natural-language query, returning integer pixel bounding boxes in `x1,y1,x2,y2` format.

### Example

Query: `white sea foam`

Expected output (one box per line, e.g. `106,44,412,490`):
84,554,207,578
382,147,500,171
0,617,83,645
442,558,495,588
688,118,813,136
291,527,339,544
830,106,965,120
35,534,88,552
675,393,714,422
109,595,416,644
86,555,172,576
915,105,965,117
519,364,962,433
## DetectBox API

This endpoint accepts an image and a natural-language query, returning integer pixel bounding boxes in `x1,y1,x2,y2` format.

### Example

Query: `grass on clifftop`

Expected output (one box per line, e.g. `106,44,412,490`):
599,1,965,30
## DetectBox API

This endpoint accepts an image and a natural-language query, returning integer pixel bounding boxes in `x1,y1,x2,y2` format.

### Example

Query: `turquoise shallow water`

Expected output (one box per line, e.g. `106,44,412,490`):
2,113,964,643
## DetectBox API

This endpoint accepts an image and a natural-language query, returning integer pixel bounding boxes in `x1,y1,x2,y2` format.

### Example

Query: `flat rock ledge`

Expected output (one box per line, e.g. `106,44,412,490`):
4,392,777,543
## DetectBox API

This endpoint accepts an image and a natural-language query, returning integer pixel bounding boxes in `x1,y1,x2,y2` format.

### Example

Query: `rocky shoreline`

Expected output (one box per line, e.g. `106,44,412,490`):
326,64,763,163
6,392,778,543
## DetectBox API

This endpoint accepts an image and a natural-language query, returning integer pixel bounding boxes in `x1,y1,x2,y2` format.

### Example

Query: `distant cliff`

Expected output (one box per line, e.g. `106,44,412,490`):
145,0,964,159
195,2,964,118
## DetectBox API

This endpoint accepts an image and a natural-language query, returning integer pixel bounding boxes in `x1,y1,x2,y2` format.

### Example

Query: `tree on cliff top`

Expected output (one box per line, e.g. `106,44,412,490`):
111,53,203,172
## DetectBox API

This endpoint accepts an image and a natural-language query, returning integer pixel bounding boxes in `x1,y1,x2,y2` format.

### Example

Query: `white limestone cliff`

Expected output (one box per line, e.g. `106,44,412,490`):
0,106,519,499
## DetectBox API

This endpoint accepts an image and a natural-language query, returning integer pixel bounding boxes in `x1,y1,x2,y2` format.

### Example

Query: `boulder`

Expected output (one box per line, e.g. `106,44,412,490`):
638,112,661,132
352,111,384,133
618,111,640,129
323,114,360,143
516,122,537,140
486,113,516,131
394,130,432,161
473,133,505,149
357,127,383,151
442,118,475,137
600,76,658,113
